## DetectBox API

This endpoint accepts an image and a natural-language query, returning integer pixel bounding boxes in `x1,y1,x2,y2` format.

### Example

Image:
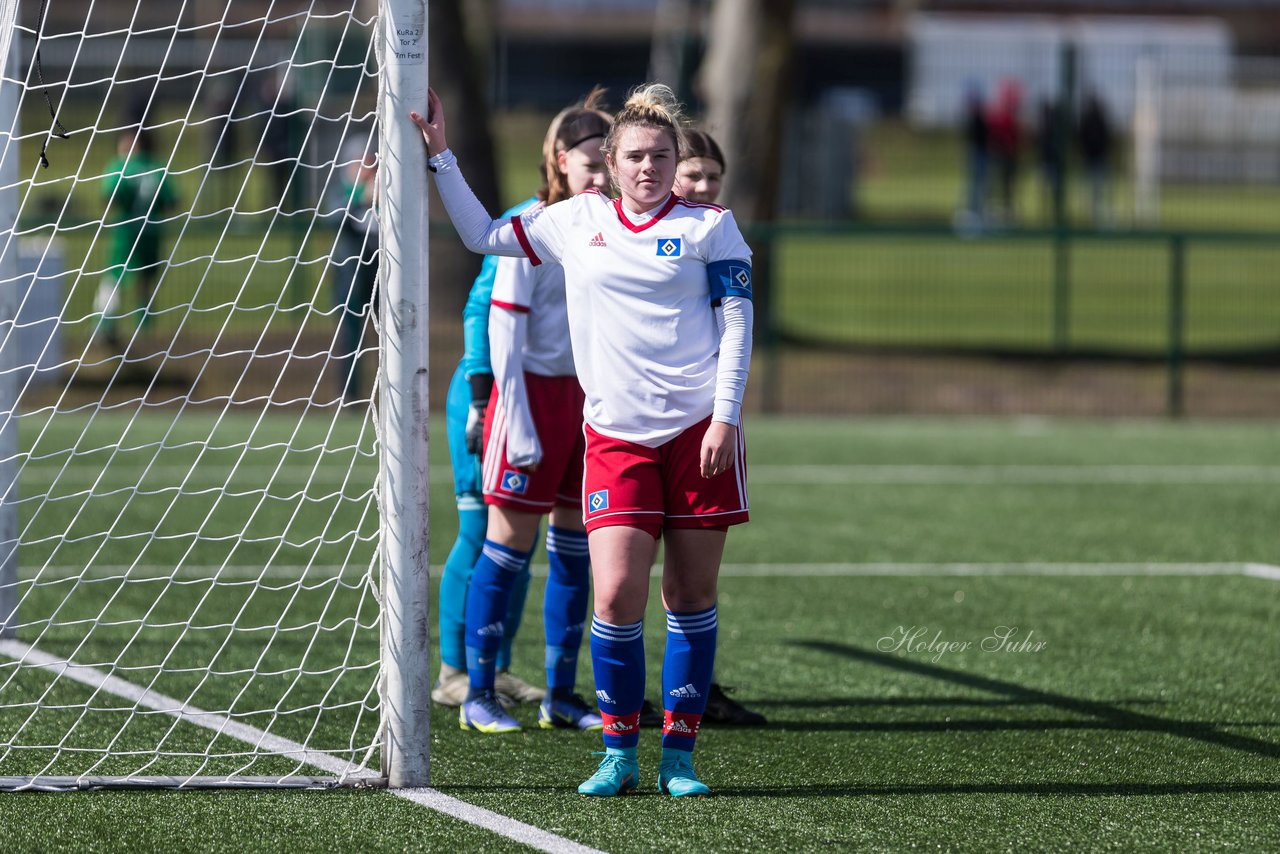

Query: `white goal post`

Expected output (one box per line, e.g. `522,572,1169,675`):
0,0,431,790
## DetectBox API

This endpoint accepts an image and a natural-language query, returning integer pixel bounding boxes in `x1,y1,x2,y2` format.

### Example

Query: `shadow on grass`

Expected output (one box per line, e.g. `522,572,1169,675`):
758,718,1280,733
746,696,1168,709
715,781,1280,798
792,640,1280,759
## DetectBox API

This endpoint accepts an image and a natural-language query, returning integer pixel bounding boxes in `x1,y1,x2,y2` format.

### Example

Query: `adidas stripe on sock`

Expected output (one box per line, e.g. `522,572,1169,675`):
590,615,644,749
463,539,531,698
661,605,717,752
544,527,591,696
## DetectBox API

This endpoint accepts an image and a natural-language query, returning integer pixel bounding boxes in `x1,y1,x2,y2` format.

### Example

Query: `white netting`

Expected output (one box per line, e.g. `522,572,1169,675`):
0,1,389,788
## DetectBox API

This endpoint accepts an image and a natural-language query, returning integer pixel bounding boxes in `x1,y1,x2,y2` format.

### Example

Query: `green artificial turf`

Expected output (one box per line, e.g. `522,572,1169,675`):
2,413,1278,851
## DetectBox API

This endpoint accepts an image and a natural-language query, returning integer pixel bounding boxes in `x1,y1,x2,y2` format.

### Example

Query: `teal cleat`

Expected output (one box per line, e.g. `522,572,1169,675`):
539,693,604,731
657,748,711,797
577,748,639,797
459,691,522,733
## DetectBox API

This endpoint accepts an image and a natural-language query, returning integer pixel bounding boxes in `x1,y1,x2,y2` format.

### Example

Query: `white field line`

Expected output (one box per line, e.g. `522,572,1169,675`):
0,639,606,854
1243,563,1280,581
19,463,1280,486
744,464,1280,485
0,639,375,784
18,562,1280,580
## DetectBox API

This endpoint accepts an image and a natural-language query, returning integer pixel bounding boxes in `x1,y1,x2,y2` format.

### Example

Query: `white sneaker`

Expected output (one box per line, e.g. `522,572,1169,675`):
494,669,544,706
431,664,468,707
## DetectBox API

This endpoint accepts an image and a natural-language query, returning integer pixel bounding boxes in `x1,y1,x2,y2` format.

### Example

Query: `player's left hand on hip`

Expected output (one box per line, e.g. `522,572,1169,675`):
700,421,737,479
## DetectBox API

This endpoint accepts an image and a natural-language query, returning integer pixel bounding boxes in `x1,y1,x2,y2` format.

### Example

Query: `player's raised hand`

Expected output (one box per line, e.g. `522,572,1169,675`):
408,88,447,156
699,421,737,479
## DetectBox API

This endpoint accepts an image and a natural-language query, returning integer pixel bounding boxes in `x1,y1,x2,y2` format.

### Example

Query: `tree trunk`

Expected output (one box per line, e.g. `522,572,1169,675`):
699,0,796,226
698,0,797,413
649,0,696,101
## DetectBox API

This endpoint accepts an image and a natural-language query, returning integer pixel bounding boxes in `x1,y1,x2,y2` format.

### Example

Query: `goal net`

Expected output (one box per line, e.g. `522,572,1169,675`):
0,0,431,789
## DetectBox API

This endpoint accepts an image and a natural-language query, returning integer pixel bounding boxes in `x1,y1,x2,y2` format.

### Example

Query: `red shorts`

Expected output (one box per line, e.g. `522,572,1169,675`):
482,373,586,514
582,416,748,538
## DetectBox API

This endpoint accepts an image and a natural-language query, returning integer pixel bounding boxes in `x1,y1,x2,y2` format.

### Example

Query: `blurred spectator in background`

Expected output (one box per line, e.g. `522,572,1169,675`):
1078,92,1115,227
208,81,238,167
95,124,176,350
258,73,301,212
207,80,238,210
956,81,988,229
986,77,1023,224
1035,97,1065,223
330,141,379,406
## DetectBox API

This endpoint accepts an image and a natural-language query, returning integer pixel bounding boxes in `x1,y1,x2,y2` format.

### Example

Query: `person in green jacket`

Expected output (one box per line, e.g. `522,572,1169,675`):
96,127,175,348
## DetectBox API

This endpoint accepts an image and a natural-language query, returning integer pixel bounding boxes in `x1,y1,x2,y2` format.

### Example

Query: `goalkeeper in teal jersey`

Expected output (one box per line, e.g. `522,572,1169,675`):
434,195,544,708
96,128,175,348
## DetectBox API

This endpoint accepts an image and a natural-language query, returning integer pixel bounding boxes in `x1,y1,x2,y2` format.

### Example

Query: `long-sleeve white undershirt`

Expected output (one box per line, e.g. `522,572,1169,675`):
488,306,542,468
428,149,524,257
713,296,753,426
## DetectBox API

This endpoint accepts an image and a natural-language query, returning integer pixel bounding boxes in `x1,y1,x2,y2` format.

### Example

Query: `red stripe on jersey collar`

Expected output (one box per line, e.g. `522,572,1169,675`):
613,193,678,233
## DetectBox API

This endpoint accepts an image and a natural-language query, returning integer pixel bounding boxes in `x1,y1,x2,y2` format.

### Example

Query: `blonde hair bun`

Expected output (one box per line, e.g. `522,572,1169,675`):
604,82,688,163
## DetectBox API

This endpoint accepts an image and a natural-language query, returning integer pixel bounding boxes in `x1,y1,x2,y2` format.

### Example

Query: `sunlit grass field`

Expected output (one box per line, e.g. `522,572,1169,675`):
2,413,1278,850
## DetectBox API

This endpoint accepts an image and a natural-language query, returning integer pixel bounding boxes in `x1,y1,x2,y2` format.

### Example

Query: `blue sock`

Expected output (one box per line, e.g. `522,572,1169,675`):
661,605,718,753
543,526,591,697
590,615,644,749
463,540,530,698
438,502,486,671
498,537,535,672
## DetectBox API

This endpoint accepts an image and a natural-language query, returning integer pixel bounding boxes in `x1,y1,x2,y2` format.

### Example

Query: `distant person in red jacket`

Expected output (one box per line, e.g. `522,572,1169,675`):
987,77,1023,224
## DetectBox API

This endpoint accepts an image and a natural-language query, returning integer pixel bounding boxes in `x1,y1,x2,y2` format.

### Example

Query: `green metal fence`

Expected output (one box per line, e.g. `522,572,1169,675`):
748,223,1280,417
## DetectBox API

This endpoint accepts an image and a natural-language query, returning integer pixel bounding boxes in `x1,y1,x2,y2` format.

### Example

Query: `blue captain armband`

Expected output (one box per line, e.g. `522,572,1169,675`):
707,259,753,303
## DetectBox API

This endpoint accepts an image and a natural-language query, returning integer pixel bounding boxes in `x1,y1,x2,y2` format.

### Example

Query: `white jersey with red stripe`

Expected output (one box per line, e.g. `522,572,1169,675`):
489,200,576,378
514,189,752,447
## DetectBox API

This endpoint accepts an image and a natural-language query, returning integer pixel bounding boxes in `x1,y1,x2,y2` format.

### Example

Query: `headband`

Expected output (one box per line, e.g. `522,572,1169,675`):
565,131,605,152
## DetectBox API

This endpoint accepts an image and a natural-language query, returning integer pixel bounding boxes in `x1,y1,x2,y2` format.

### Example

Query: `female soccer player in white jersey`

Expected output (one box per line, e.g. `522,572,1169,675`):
435,204,543,712
413,82,752,798
458,93,613,735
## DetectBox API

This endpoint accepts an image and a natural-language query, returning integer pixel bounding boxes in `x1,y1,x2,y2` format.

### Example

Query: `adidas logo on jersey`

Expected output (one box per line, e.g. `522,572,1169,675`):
663,718,696,735
588,231,607,247
668,683,701,699
476,621,504,637
595,689,616,705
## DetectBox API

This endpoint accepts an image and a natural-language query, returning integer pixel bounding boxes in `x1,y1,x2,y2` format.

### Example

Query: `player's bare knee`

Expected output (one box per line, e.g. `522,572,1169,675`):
485,506,542,551
660,575,717,613
550,505,585,532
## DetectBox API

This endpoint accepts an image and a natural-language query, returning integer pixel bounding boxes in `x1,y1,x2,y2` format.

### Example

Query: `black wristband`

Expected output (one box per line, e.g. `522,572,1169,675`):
469,373,493,405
